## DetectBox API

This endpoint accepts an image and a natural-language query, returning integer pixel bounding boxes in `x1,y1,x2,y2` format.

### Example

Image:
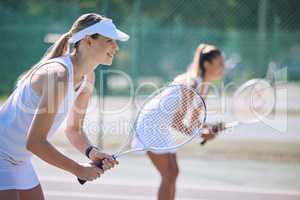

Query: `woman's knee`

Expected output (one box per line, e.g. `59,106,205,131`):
161,166,179,184
147,152,180,183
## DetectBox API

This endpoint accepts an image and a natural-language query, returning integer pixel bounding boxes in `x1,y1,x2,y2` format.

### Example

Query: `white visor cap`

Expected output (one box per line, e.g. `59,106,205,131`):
69,18,129,44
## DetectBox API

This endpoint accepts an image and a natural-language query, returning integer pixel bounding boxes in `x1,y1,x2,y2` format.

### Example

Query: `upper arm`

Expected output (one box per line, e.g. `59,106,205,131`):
27,65,68,147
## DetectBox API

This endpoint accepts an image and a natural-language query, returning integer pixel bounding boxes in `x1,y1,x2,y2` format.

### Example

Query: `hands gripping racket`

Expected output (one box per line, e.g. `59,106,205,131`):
200,78,275,145
78,84,207,184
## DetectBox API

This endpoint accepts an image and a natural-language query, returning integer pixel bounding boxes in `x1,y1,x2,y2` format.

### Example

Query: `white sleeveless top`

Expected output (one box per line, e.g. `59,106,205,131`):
173,74,206,92
0,55,83,164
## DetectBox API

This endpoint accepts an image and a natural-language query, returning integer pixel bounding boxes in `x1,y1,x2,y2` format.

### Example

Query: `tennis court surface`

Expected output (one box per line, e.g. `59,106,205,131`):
34,144,300,200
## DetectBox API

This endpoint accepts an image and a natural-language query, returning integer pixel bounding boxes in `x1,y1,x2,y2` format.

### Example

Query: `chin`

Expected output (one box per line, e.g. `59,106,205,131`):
98,59,113,66
103,58,113,66
105,61,113,66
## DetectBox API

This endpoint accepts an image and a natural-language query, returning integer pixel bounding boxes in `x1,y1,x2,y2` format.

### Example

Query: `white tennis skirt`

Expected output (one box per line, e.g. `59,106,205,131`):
131,129,177,155
0,158,39,190
132,114,178,154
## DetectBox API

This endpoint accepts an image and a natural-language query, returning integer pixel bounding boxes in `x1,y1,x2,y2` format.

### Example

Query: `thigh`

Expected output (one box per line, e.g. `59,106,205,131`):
19,184,44,200
168,153,179,172
0,189,19,200
147,152,178,175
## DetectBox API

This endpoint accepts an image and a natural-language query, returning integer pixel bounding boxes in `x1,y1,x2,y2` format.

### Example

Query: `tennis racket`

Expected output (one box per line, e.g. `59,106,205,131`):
200,78,275,145
78,84,207,184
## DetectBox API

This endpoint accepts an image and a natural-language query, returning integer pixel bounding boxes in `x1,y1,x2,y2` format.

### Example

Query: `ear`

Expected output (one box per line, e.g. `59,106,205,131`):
203,60,210,70
83,36,93,46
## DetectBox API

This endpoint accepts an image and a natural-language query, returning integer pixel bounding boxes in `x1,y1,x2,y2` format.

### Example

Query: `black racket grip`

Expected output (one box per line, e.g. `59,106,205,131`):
200,139,207,146
77,159,104,185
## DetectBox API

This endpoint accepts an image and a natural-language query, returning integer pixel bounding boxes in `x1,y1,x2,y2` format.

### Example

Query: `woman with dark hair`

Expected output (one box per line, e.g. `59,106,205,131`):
132,44,225,200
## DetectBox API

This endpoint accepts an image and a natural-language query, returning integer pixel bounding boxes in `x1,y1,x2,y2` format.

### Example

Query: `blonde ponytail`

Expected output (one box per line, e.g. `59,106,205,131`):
40,32,71,62
16,13,103,88
16,32,70,87
188,44,206,78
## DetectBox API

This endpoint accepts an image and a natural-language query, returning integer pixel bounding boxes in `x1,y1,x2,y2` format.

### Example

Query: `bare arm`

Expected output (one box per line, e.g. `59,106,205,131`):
171,88,197,135
171,75,214,135
26,65,80,175
26,65,103,181
65,72,95,155
65,72,117,169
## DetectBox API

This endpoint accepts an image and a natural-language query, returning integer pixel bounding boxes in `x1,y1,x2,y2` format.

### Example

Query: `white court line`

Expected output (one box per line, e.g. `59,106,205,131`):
45,190,204,200
40,176,300,196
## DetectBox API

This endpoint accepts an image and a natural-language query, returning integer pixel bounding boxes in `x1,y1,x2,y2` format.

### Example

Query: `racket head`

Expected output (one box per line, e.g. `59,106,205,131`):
231,79,275,124
131,84,207,153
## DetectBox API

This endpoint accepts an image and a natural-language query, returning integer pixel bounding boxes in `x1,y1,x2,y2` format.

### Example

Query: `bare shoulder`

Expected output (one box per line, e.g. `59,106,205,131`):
31,62,69,96
174,73,197,88
174,73,187,84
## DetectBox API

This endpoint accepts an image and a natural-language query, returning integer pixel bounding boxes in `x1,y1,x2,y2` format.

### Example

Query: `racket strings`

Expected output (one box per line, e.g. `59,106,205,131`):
232,80,275,123
135,85,206,150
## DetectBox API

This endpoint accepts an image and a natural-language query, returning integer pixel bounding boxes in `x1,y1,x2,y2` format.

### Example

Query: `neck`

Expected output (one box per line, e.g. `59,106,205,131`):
203,74,214,83
70,51,95,85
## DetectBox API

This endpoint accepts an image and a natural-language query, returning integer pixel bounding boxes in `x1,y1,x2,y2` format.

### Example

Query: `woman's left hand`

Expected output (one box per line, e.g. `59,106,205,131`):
89,148,119,171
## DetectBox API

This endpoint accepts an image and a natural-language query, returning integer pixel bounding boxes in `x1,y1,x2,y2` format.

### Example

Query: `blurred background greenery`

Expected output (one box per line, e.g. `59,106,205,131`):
1,2,300,196
0,0,299,96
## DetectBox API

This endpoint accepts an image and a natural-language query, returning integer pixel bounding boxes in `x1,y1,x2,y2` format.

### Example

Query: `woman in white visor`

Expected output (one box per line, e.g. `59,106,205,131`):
0,13,129,199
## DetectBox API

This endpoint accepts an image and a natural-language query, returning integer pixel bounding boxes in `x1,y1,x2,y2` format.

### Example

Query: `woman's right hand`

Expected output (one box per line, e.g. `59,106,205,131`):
200,122,226,145
75,163,104,182
201,125,217,141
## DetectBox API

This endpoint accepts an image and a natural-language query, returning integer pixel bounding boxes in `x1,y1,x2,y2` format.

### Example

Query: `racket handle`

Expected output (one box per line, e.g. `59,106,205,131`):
200,139,207,146
78,178,87,185
77,159,104,185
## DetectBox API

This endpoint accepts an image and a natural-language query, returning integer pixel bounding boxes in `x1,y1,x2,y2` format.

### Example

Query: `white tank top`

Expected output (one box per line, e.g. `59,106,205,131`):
173,75,205,91
0,55,82,164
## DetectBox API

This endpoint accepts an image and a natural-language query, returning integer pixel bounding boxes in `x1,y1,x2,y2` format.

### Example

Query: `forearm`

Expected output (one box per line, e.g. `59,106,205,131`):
27,140,80,175
65,128,92,155
65,77,94,154
171,108,203,134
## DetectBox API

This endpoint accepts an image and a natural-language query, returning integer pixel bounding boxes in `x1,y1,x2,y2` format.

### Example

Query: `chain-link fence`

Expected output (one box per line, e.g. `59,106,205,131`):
0,0,299,96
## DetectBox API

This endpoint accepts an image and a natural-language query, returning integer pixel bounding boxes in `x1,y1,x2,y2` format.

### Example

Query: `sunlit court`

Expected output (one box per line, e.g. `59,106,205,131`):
0,1,300,200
